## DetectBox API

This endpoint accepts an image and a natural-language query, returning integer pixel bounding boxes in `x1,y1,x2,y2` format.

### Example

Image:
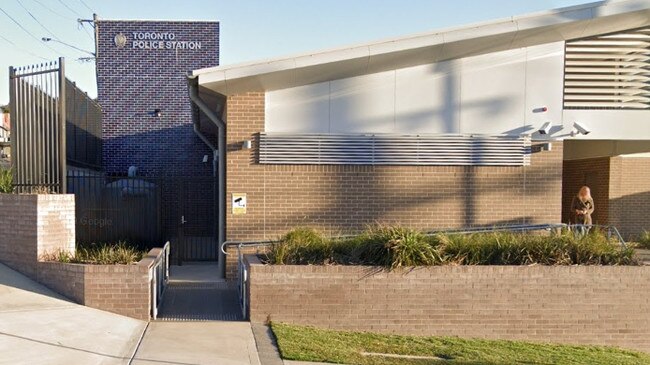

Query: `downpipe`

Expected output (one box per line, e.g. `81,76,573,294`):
188,77,227,279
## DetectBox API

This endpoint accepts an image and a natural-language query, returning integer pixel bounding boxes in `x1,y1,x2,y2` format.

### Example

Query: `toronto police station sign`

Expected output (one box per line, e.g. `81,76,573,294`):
114,32,202,50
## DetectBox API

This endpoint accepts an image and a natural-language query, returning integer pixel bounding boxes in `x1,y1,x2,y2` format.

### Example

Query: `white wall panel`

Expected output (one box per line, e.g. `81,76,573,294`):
395,62,460,133
524,42,565,139
265,42,648,141
329,71,395,133
265,82,330,133
459,49,527,135
562,110,650,140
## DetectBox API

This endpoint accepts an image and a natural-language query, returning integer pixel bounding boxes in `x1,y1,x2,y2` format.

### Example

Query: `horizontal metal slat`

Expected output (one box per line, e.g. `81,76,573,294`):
258,133,531,166
564,27,650,110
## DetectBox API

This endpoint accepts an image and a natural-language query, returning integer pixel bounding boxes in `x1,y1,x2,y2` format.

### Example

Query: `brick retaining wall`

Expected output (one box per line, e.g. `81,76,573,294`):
245,255,650,353
36,247,165,320
0,194,75,278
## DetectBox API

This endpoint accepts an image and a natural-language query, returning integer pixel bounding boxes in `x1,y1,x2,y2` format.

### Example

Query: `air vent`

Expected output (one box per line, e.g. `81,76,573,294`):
258,133,531,166
564,27,650,110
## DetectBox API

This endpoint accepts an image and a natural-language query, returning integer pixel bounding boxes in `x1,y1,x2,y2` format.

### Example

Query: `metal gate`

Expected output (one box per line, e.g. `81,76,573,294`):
168,177,219,263
9,58,66,193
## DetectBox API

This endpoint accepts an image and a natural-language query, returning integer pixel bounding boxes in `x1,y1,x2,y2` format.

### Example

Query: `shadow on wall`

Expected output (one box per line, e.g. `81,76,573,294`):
561,158,610,226
609,190,650,241
102,124,214,176
253,156,561,237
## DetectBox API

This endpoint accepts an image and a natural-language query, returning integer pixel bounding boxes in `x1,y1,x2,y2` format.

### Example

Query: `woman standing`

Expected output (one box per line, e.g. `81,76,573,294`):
571,186,595,226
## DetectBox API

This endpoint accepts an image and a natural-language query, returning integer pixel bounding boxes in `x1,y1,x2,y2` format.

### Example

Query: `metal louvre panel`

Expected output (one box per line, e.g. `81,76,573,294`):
564,27,650,110
258,133,531,166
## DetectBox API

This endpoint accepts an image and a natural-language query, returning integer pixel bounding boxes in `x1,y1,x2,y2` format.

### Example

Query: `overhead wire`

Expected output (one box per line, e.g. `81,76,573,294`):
31,0,75,20
0,6,62,55
78,0,93,13
16,0,61,39
0,33,49,60
79,21,94,40
57,0,82,18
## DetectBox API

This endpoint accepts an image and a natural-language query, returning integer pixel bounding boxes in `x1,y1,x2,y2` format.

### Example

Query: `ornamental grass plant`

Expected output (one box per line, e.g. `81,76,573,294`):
43,241,146,265
265,225,638,268
637,231,650,249
0,167,12,193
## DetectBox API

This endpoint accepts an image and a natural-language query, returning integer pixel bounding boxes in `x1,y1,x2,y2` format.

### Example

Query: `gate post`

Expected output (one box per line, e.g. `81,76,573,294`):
58,57,67,193
8,66,17,190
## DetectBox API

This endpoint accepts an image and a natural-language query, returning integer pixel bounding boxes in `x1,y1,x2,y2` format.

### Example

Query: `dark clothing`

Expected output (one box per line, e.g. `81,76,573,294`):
571,196,594,225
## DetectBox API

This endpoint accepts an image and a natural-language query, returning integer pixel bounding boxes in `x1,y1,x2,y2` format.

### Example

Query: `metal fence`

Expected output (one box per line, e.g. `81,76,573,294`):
9,58,102,193
65,79,102,169
9,59,66,193
69,174,218,261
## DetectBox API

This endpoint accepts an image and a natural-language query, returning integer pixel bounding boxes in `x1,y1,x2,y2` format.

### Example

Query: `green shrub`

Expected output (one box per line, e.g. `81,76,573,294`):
637,231,650,249
43,241,146,265
264,226,637,268
438,230,636,266
266,227,330,265
0,168,12,193
350,225,441,269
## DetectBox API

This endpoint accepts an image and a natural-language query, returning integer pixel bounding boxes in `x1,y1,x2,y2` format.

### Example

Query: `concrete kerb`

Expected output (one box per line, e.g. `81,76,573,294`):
251,323,283,365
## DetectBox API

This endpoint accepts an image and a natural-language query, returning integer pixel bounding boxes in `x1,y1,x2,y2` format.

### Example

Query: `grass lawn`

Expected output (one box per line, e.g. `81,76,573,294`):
271,322,650,365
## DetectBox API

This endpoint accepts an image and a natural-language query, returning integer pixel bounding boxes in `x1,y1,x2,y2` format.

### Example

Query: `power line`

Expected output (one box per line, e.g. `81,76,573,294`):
16,0,60,39
79,21,94,40
0,6,61,55
31,0,75,20
0,34,49,61
78,0,93,13
57,0,82,18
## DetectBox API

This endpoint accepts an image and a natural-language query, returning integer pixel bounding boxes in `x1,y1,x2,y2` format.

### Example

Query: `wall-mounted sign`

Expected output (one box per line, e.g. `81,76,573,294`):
232,193,247,215
114,32,202,50
114,33,127,48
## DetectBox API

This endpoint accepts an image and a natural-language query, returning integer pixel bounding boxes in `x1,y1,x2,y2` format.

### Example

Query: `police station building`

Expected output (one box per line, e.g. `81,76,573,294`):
95,1,650,271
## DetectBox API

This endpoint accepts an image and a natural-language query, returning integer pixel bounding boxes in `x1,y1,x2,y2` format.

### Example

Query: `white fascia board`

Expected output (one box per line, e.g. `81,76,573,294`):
194,0,650,95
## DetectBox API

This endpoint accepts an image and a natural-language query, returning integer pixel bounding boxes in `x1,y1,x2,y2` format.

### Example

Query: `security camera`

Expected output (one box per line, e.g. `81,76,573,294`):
538,122,552,135
573,122,591,135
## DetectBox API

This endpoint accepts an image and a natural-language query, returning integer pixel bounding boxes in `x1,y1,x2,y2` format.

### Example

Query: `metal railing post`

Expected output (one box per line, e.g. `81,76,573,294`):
8,66,17,190
58,57,67,193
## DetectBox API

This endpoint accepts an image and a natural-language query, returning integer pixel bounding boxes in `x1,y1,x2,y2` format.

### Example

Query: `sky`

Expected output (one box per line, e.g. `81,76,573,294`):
0,0,593,106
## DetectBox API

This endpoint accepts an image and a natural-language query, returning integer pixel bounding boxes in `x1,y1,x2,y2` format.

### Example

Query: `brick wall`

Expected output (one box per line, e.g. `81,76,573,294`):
36,248,162,320
563,156,650,239
0,194,75,278
245,256,650,353
562,157,610,225
225,93,563,241
0,193,158,320
609,156,650,240
96,20,219,176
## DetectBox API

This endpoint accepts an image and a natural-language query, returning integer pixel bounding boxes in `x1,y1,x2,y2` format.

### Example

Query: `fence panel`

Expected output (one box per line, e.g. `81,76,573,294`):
69,175,162,247
66,79,102,169
69,175,218,260
9,58,65,193
9,58,103,193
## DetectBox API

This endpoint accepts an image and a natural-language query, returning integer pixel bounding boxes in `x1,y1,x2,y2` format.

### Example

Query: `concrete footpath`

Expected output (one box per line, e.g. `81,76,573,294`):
132,322,261,365
0,263,262,365
0,263,145,365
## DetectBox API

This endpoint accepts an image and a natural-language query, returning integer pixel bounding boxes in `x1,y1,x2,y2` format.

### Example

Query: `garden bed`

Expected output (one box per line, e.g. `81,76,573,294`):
264,226,638,268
